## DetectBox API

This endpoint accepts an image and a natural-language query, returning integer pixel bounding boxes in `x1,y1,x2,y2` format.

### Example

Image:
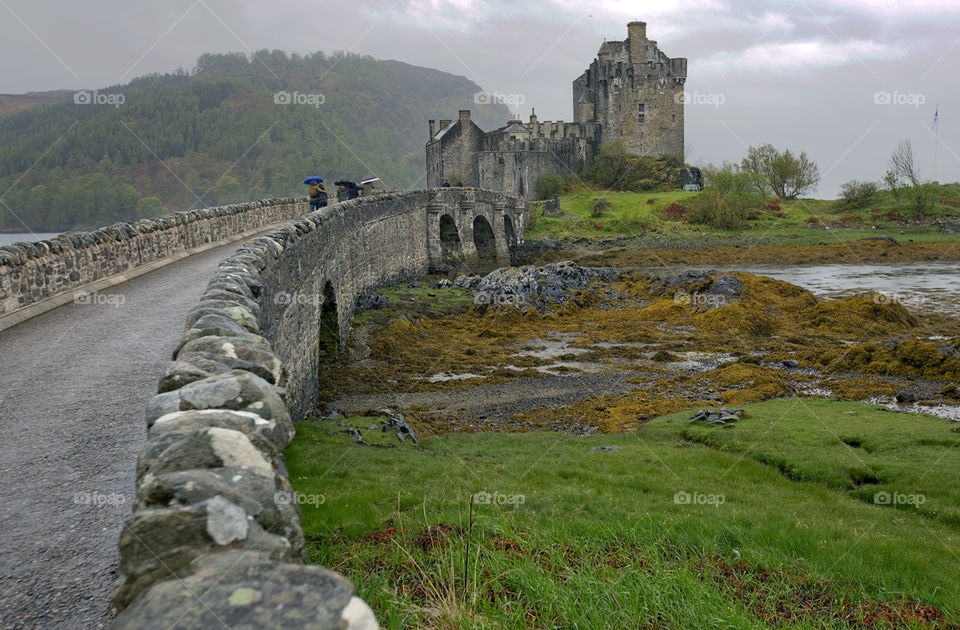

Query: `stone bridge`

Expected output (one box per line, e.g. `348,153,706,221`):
0,188,527,629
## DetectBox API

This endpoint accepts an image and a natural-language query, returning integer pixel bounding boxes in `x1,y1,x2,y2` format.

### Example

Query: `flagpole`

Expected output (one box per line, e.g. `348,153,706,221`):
934,105,939,183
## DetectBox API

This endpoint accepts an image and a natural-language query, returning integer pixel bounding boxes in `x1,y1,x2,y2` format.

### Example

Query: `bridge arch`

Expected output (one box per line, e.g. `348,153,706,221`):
318,280,339,362
503,215,516,247
472,215,497,262
439,214,463,265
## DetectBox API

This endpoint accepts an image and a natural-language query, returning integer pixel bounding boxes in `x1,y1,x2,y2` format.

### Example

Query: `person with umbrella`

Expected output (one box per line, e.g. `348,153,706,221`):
304,176,327,210
335,180,362,202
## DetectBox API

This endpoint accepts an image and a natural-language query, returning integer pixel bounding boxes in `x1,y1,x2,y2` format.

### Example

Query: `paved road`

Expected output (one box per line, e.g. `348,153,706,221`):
0,240,248,629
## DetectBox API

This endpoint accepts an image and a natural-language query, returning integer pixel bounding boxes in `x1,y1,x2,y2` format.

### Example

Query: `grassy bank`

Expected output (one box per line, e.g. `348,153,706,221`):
526,184,960,249
286,399,960,629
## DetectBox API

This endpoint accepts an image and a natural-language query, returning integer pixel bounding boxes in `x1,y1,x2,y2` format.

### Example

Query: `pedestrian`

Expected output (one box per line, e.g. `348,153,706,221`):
306,178,327,210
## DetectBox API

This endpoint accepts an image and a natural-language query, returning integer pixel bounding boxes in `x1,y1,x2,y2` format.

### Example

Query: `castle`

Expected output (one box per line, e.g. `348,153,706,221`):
426,21,687,197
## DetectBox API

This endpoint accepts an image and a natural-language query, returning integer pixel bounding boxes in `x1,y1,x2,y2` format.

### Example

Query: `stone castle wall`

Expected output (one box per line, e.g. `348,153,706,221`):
111,188,525,628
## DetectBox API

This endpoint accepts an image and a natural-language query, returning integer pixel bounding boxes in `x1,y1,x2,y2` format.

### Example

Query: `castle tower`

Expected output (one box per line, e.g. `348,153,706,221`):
572,21,686,158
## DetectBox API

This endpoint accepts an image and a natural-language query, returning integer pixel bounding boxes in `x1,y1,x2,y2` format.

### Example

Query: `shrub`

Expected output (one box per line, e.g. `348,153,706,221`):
535,173,566,201
839,213,860,224
589,198,612,218
805,216,821,224
662,202,686,221
773,211,786,218
746,212,760,220
940,196,960,208
765,198,782,211
885,211,901,222
647,198,657,204
839,180,879,209
685,170,764,229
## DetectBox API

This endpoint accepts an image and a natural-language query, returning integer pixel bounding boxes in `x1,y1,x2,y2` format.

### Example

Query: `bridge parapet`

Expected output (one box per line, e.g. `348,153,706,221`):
111,188,525,628
0,198,306,330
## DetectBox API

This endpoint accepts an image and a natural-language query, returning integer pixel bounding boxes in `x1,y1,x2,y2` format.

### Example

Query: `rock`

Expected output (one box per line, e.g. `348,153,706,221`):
175,335,284,385
145,371,290,428
149,408,294,453
690,408,744,424
895,390,917,403
111,551,361,629
707,274,743,297
376,408,419,444
436,278,452,288
781,359,799,368
356,293,389,311
473,261,619,314
114,501,294,610
137,427,279,481
589,445,622,452
135,466,304,556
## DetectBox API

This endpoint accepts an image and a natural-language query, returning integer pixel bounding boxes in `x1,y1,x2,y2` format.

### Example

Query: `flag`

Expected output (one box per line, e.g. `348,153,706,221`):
932,106,939,131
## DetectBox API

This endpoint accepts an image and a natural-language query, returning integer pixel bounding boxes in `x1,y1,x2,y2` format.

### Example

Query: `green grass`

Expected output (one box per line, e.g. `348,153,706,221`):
525,183,960,246
285,399,960,629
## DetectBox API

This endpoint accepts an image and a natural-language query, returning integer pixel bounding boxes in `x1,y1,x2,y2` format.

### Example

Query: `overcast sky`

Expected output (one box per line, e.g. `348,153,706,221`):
2,0,958,197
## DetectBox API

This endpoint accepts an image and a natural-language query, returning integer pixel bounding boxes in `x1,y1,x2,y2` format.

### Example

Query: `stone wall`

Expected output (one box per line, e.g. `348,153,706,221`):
112,189,525,628
0,199,305,319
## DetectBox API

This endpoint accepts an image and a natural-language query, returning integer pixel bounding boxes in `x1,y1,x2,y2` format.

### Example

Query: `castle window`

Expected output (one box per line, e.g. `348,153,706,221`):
638,103,645,124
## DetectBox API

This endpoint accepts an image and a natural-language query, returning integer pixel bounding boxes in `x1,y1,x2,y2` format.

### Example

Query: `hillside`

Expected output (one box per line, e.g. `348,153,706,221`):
0,51,509,231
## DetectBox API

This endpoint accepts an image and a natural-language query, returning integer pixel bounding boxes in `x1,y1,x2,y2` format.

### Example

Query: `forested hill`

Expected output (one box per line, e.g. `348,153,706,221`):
0,51,510,232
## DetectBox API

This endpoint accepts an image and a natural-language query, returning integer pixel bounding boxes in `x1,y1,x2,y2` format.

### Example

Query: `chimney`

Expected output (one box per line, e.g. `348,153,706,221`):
459,110,471,126
628,20,646,43
529,107,537,124
429,120,436,139
439,119,452,130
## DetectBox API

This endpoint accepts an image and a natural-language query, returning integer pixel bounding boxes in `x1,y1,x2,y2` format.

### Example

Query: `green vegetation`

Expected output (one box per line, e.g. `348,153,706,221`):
524,182,960,246
286,399,960,628
686,169,765,229
0,51,509,231
740,143,821,199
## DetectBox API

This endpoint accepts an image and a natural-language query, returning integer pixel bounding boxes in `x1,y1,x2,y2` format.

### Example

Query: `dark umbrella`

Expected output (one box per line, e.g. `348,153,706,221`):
334,180,356,187
303,176,323,185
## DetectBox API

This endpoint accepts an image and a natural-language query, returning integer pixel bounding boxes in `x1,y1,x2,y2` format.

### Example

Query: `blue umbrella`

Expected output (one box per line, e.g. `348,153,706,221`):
303,176,323,185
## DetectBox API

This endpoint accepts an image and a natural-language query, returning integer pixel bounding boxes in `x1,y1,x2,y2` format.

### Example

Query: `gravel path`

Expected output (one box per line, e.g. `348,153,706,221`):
0,241,247,629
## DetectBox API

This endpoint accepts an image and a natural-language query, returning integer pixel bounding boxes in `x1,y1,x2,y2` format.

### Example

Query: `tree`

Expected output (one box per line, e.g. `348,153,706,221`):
686,167,765,229
740,144,821,199
883,170,903,208
888,139,931,219
889,139,920,186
